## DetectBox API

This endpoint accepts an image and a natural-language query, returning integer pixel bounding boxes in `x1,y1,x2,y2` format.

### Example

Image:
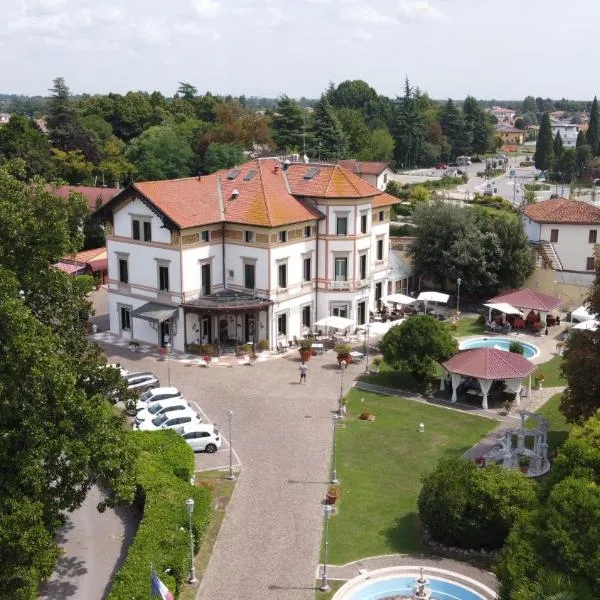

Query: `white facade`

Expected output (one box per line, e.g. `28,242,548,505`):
551,121,579,148
106,193,394,352
523,216,598,272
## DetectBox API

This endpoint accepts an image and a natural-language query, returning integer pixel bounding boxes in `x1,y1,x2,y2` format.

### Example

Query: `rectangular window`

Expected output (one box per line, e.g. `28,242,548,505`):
332,305,348,318
303,257,311,282
302,305,311,328
244,263,255,290
377,239,384,261
277,313,287,336
120,307,131,331
336,216,348,236
590,230,597,243
587,257,595,271
132,220,140,240
143,221,152,242
334,257,348,281
383,173,388,184
201,230,210,242
201,263,211,296
550,229,559,242
245,231,254,243
379,211,384,222
278,231,287,243
359,254,367,280
278,263,287,288
304,226,311,238
357,301,366,325
158,265,169,292
118,258,128,284
360,213,368,234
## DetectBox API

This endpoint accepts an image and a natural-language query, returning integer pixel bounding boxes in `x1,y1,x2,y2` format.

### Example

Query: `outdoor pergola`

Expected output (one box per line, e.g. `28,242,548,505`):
441,347,536,410
485,288,561,324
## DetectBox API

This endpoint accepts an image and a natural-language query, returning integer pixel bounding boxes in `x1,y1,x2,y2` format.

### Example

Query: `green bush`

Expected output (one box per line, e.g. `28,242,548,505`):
390,223,416,236
524,182,550,192
509,341,525,355
471,193,513,210
520,161,534,167
419,456,536,550
107,431,211,599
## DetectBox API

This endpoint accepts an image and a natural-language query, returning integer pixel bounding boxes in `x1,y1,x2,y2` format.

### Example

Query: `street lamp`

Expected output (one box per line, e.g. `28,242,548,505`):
320,504,334,592
165,342,171,386
456,278,461,318
226,410,235,480
185,498,198,584
331,414,340,485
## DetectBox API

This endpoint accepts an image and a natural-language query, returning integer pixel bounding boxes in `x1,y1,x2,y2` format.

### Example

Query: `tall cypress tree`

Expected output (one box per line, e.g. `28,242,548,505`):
535,112,554,171
311,96,346,160
586,96,599,155
553,131,564,160
576,130,586,148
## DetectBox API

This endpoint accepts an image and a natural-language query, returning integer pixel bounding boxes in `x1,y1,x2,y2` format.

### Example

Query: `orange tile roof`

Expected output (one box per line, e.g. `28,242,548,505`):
52,185,119,211
68,247,107,263
337,159,389,176
522,198,600,224
99,159,399,229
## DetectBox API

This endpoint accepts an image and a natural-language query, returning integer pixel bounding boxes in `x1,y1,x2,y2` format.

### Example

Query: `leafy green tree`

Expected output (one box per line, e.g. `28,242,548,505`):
393,79,426,168
440,99,472,160
359,127,395,162
271,95,305,152
335,108,370,156
512,568,594,600
586,96,599,155
576,130,587,148
419,456,536,549
126,125,194,180
380,315,457,380
81,114,113,146
0,114,54,180
514,117,526,130
327,79,382,126
97,136,136,187
553,131,564,160
176,82,198,101
106,91,162,141
463,95,492,155
556,148,576,182
535,112,554,170
202,142,245,174
46,77,78,151
51,148,94,184
312,95,346,160
522,95,537,114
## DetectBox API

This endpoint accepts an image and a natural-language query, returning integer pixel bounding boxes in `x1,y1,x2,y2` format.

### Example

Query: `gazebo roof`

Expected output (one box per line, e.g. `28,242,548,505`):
442,348,536,380
182,288,273,313
486,288,561,312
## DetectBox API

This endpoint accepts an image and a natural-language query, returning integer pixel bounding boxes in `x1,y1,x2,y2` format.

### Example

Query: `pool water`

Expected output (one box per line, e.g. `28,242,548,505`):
459,337,539,360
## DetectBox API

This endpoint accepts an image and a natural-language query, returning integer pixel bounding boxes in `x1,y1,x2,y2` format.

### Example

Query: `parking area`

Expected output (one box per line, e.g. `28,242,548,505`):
102,342,358,600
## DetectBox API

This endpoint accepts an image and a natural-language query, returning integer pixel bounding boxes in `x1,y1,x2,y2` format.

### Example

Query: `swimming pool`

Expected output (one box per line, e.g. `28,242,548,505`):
459,337,539,360
332,567,495,600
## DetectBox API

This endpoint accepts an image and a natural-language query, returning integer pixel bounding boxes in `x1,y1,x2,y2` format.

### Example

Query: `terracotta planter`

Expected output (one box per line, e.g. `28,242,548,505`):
519,465,529,474
299,349,312,361
326,492,338,505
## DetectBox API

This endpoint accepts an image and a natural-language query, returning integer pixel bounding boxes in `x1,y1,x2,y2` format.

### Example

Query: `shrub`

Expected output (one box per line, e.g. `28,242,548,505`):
524,182,550,191
418,456,536,550
299,338,312,351
509,341,525,355
390,223,416,236
257,339,269,352
520,160,534,167
106,431,211,599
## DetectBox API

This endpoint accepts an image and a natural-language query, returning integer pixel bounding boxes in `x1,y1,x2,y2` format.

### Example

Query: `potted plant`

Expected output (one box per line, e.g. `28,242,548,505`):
298,338,312,362
200,343,213,364
334,343,352,366
371,356,382,373
502,399,513,415
237,343,250,357
257,339,269,353
326,485,339,505
518,455,530,473
535,372,545,389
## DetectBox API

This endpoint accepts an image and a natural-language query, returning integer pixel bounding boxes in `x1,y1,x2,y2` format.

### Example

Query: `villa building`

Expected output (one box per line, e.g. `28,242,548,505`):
337,160,395,191
97,158,398,353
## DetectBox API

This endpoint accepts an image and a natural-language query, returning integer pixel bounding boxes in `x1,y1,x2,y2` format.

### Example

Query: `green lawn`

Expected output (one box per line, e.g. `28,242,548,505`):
533,354,565,388
452,316,483,337
326,391,495,564
360,363,424,392
527,392,572,453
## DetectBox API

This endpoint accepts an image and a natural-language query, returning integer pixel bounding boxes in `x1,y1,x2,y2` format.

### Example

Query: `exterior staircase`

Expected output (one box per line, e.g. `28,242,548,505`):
531,240,563,271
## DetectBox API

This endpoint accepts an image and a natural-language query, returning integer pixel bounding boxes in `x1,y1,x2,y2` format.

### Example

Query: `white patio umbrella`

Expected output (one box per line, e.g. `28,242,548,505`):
314,315,354,330
417,291,450,313
385,293,416,306
573,319,600,331
571,304,595,323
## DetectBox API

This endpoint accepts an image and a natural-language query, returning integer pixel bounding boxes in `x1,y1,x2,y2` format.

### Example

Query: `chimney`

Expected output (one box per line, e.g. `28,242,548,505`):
283,159,291,171
273,164,280,174
231,189,239,199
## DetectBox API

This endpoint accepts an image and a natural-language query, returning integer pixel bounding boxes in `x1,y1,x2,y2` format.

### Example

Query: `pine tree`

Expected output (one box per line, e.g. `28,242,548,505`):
535,112,554,171
463,95,492,156
441,99,471,160
576,130,586,148
394,79,424,168
553,131,564,160
586,96,599,155
271,95,305,152
311,96,346,160
46,77,78,151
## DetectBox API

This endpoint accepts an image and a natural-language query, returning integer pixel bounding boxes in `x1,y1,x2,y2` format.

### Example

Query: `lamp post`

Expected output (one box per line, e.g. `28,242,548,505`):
339,360,347,415
456,278,461,319
185,498,198,584
320,504,333,592
226,410,235,480
331,414,340,484
165,342,171,386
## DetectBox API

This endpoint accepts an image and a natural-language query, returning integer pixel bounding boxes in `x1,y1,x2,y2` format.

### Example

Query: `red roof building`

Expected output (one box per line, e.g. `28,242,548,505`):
487,288,561,313
51,186,120,211
522,198,600,225
53,247,108,283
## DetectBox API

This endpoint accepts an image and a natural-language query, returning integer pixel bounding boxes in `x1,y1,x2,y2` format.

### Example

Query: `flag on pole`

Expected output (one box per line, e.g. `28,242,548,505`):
151,569,174,600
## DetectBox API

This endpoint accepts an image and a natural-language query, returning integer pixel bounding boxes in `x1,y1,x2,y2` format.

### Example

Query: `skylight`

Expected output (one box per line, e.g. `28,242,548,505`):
243,170,257,181
227,169,241,180
303,167,320,180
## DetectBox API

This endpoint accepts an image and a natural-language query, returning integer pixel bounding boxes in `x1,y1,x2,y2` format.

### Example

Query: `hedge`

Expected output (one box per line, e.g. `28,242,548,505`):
107,431,211,599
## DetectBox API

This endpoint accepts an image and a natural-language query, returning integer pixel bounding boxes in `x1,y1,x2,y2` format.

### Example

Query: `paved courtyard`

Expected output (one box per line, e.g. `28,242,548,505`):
102,342,357,600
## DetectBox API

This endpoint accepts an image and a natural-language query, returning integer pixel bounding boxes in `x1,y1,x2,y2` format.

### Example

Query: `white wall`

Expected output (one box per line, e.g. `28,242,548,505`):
227,243,270,292
376,169,394,191
113,197,172,244
270,240,316,294
523,216,541,242
539,223,597,271
181,244,223,298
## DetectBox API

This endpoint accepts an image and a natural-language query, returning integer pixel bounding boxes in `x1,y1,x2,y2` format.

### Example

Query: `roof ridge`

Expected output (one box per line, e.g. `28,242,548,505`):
258,160,273,226
340,164,365,197
216,175,225,219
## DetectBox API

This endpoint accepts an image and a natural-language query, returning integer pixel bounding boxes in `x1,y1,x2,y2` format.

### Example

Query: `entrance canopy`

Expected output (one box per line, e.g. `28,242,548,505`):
487,288,561,313
132,302,177,323
418,291,449,304
385,293,415,305
483,302,523,316
315,315,354,330
183,289,272,314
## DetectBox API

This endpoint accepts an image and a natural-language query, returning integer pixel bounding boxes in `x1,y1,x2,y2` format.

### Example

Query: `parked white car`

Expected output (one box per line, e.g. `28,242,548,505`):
135,408,200,432
124,372,160,395
135,397,193,426
136,387,182,412
177,423,222,453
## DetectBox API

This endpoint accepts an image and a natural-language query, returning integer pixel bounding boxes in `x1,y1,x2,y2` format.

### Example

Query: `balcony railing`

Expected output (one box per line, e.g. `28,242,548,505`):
328,277,372,291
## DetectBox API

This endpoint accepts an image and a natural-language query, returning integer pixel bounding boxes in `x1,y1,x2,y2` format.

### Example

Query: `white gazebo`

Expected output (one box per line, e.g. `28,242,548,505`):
441,347,536,410
486,288,561,324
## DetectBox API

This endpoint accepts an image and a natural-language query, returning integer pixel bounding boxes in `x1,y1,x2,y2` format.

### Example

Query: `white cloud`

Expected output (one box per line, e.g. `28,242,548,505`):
344,6,397,25
32,0,69,16
191,0,221,18
353,29,374,42
398,1,445,21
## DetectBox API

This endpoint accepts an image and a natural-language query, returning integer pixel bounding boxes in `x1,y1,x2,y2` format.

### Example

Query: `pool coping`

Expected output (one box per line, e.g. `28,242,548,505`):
458,336,541,360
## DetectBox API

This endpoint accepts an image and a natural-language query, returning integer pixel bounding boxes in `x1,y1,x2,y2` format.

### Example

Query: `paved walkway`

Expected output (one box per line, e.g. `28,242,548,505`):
99,343,354,600
318,554,498,597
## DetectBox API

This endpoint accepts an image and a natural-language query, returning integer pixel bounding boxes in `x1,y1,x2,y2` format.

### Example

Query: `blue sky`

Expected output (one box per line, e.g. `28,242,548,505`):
2,0,598,100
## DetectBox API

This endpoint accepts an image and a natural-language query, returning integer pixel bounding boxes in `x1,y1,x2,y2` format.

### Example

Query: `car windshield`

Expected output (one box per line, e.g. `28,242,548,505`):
152,413,168,426
148,403,163,415
140,390,153,402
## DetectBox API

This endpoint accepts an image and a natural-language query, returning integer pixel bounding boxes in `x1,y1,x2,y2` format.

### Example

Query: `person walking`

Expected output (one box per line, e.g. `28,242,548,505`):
299,361,308,384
